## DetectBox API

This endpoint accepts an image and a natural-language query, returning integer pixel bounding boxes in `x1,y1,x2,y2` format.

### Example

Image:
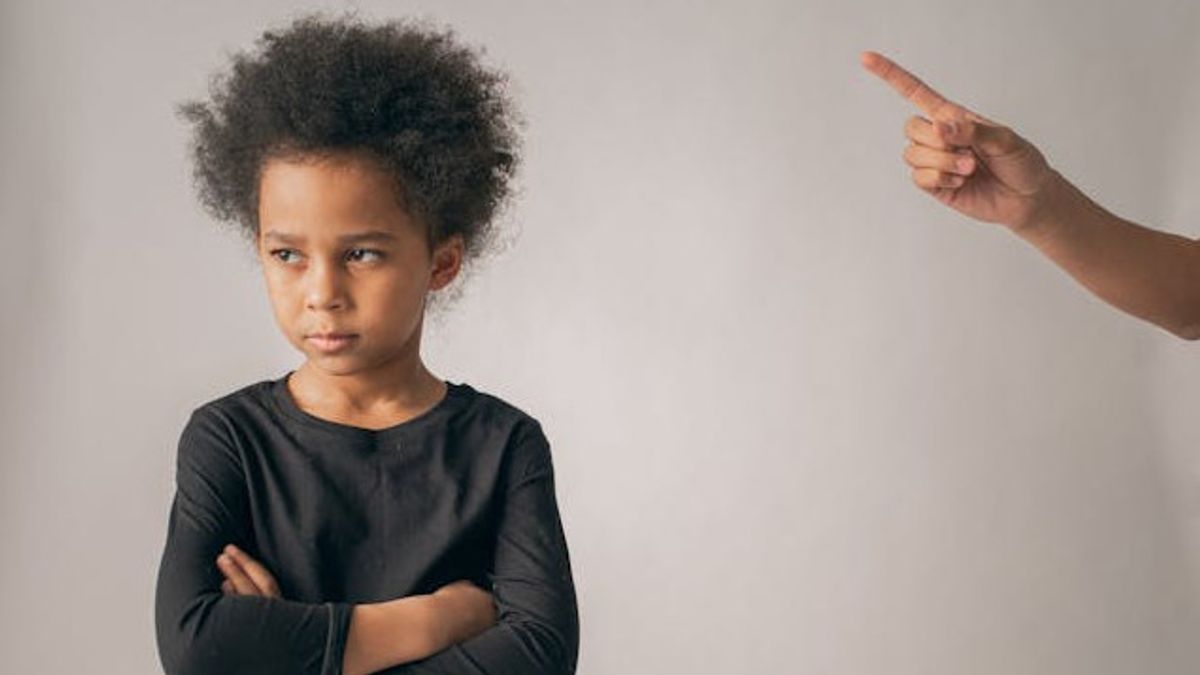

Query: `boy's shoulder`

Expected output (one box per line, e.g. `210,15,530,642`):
187,374,544,434
449,380,545,434
188,376,276,420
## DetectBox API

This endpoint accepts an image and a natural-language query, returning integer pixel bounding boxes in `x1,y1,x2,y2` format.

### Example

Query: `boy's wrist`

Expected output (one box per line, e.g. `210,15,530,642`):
426,581,494,650
397,594,443,656
421,591,456,653
343,596,441,675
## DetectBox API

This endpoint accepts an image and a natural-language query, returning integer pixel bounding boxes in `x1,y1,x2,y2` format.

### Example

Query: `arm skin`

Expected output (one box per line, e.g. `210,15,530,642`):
342,598,441,675
861,50,1200,339
341,584,497,675
215,543,497,675
1015,168,1200,339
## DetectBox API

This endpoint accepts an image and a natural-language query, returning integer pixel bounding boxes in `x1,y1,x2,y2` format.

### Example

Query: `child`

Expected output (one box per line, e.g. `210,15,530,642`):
861,50,1200,340
154,11,578,675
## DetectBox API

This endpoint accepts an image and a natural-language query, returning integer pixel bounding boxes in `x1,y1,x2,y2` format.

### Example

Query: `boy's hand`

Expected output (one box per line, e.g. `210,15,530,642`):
216,543,283,599
860,50,1059,232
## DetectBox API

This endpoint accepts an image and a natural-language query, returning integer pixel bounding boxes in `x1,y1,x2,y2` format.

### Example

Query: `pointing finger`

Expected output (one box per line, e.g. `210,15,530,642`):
861,50,958,120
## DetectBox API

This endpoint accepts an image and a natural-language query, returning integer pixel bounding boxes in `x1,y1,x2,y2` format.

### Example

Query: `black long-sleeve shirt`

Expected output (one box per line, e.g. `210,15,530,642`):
154,371,579,675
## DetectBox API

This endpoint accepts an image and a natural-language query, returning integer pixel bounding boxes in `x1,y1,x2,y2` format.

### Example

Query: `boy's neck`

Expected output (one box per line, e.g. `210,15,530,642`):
288,354,447,427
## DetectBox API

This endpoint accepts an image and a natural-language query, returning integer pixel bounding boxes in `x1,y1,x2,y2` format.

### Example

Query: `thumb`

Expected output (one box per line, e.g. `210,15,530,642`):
936,115,1021,158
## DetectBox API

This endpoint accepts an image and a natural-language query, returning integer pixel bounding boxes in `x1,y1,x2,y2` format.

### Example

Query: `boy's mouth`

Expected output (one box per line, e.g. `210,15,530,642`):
307,334,358,352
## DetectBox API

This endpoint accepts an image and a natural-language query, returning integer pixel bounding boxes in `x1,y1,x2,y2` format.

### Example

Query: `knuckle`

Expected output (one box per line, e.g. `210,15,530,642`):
902,144,920,166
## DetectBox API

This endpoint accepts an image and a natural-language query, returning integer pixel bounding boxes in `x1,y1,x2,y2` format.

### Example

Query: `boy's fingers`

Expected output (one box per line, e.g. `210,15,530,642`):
223,544,281,597
861,50,956,119
217,552,263,596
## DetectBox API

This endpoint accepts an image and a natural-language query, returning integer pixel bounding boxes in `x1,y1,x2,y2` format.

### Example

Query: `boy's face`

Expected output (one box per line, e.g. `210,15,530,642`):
255,153,461,375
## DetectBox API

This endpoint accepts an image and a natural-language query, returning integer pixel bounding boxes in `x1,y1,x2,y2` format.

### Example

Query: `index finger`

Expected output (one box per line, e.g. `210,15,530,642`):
860,51,955,119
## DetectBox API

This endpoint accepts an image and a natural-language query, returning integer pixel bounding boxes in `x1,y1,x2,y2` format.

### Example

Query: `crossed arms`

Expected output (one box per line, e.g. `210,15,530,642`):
154,409,578,675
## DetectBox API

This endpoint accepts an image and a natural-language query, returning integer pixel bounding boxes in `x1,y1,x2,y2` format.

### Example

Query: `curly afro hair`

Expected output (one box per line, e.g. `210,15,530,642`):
176,10,523,285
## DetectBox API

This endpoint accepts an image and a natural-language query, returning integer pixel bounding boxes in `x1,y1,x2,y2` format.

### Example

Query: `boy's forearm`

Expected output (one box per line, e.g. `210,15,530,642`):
1013,168,1200,339
342,596,441,675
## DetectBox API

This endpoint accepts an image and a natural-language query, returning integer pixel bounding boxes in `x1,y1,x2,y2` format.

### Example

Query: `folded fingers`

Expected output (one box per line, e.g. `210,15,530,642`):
904,142,976,176
217,551,263,596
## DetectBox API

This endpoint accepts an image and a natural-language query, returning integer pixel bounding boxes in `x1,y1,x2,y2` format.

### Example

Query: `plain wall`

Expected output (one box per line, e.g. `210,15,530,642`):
2,0,1198,673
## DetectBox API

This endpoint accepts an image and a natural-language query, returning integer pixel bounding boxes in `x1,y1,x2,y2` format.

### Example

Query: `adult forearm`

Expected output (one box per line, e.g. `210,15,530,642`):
1013,168,1200,339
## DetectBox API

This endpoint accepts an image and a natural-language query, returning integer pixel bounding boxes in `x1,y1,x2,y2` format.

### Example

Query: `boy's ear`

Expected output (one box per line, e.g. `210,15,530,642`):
429,234,464,290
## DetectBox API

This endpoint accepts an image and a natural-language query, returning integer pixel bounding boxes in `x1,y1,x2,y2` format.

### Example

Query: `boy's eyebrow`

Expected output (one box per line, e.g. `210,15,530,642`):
261,230,397,244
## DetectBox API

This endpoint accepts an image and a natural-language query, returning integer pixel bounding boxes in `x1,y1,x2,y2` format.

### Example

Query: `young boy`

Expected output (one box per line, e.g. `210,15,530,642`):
155,12,578,675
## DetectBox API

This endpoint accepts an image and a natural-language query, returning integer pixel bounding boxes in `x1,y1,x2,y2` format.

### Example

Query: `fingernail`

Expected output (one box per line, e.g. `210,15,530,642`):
218,554,231,565
956,157,974,172
225,544,237,555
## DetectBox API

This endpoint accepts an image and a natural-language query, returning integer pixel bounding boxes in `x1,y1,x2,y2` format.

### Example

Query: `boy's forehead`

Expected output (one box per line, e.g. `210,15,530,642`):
260,155,392,204
258,155,416,238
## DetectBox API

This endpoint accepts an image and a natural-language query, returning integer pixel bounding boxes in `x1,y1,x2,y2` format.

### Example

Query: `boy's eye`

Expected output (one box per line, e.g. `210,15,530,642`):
269,248,300,264
267,248,384,264
347,248,384,262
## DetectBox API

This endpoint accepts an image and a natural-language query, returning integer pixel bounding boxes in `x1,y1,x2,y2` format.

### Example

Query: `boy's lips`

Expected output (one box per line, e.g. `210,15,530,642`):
307,333,358,352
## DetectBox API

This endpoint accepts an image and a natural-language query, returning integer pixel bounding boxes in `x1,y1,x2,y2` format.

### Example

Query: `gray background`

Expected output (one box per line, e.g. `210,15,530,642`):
2,0,1199,673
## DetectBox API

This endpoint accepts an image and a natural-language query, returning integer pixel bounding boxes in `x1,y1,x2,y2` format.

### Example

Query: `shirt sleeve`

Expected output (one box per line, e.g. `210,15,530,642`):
154,407,356,675
378,418,580,675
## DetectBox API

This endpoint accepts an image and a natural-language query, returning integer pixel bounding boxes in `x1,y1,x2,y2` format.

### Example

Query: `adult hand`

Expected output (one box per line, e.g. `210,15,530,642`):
860,50,1059,232
216,543,283,599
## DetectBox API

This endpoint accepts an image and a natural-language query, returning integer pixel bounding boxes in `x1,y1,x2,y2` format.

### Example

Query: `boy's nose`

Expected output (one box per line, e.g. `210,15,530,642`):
304,263,349,311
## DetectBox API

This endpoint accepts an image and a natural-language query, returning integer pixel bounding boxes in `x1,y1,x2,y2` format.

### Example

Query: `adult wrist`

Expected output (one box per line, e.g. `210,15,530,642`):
1008,166,1072,241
